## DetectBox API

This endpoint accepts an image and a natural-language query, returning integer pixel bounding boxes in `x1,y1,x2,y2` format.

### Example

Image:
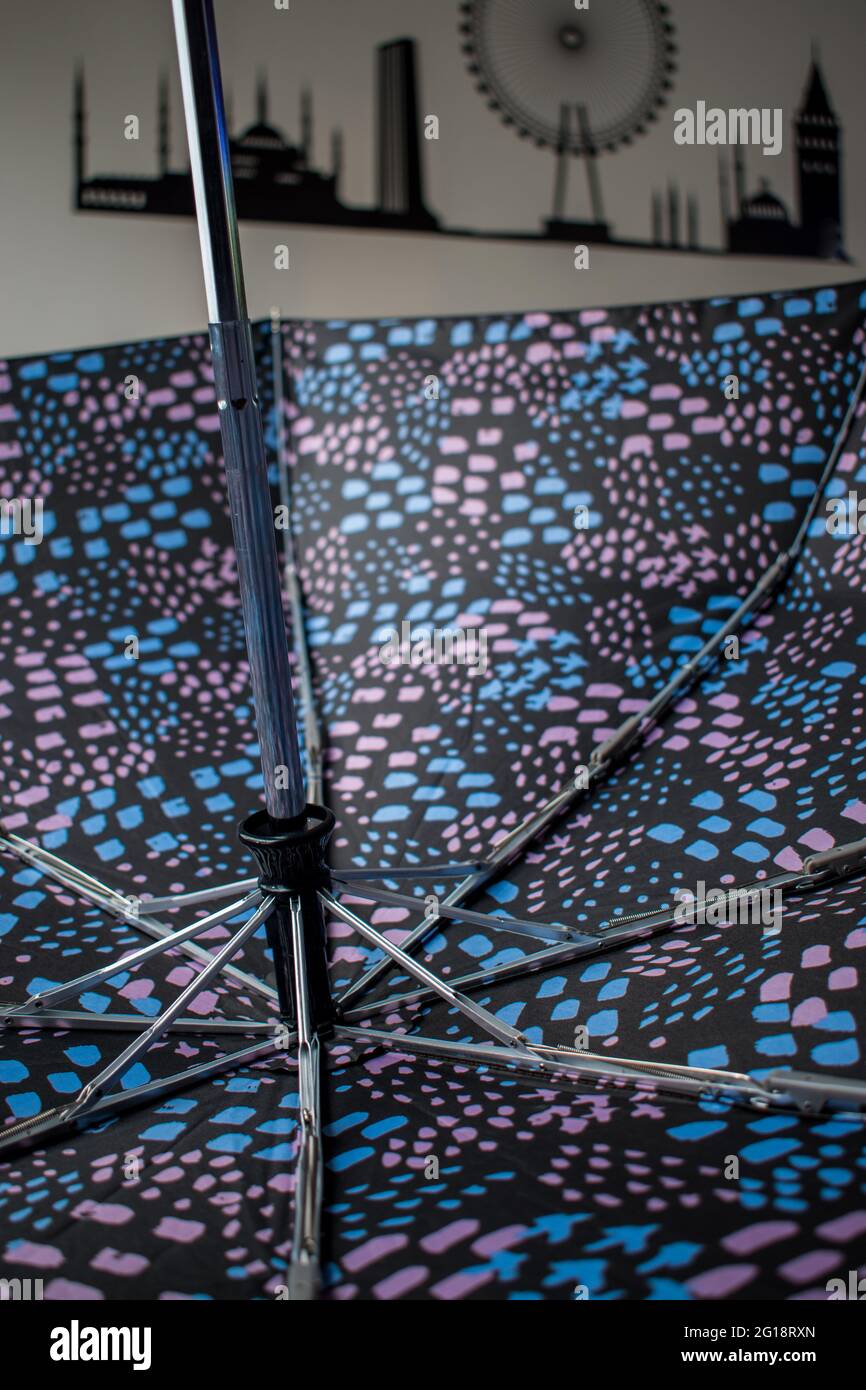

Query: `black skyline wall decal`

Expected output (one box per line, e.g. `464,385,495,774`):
75,40,439,234
72,38,847,262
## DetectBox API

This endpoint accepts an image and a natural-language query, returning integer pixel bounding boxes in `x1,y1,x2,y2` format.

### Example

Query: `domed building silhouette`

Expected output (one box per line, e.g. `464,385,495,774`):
226,76,344,223
744,181,791,223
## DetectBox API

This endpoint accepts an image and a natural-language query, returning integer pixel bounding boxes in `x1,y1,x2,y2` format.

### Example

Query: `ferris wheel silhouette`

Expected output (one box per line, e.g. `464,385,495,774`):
459,0,677,152
459,0,677,231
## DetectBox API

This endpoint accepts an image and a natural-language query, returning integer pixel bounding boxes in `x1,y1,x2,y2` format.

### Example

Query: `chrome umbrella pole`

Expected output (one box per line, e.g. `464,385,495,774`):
172,0,305,823
170,0,338,1293
172,0,324,1040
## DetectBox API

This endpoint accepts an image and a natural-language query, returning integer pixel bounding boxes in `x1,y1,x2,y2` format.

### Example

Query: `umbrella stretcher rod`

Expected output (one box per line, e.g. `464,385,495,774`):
0,830,277,1003
4,858,865,1167
1,891,261,1016
340,837,866,1021
0,1038,287,1154
332,1026,866,1116
327,862,866,1118
340,353,866,1009
322,892,533,1051
0,896,276,1149
8,843,866,1147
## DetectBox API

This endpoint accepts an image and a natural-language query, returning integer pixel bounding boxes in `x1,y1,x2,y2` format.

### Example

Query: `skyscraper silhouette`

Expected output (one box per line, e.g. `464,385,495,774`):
158,73,170,177
377,39,437,229
73,66,86,188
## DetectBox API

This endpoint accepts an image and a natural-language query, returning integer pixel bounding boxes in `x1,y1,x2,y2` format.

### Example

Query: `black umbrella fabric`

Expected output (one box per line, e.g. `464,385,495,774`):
2,280,866,1299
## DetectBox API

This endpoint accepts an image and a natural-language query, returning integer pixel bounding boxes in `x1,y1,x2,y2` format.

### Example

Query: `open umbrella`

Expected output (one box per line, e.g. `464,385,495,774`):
2,0,866,1304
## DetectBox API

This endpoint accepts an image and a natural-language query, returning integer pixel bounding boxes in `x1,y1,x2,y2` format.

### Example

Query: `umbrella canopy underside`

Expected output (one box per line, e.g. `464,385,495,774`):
1,281,866,1299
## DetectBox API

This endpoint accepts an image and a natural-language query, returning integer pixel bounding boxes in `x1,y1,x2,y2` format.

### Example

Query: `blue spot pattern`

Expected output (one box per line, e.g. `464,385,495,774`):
1,284,866,1298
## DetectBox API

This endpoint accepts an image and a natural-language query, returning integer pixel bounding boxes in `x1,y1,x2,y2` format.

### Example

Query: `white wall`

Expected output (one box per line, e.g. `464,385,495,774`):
0,0,863,357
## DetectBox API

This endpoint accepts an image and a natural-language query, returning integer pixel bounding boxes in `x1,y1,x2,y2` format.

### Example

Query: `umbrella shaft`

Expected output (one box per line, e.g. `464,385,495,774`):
173,0,304,820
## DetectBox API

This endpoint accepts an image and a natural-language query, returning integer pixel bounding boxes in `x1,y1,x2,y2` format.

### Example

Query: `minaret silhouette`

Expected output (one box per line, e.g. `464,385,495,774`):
718,153,730,240
796,50,843,255
687,194,699,250
734,146,747,214
651,191,663,245
667,182,680,247
255,71,269,125
301,89,312,164
331,128,343,190
73,66,86,189
158,73,169,176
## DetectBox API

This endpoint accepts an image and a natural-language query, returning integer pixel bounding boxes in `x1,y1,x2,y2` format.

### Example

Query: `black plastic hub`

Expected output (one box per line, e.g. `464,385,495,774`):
239,804,336,1031
239,803,334,897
